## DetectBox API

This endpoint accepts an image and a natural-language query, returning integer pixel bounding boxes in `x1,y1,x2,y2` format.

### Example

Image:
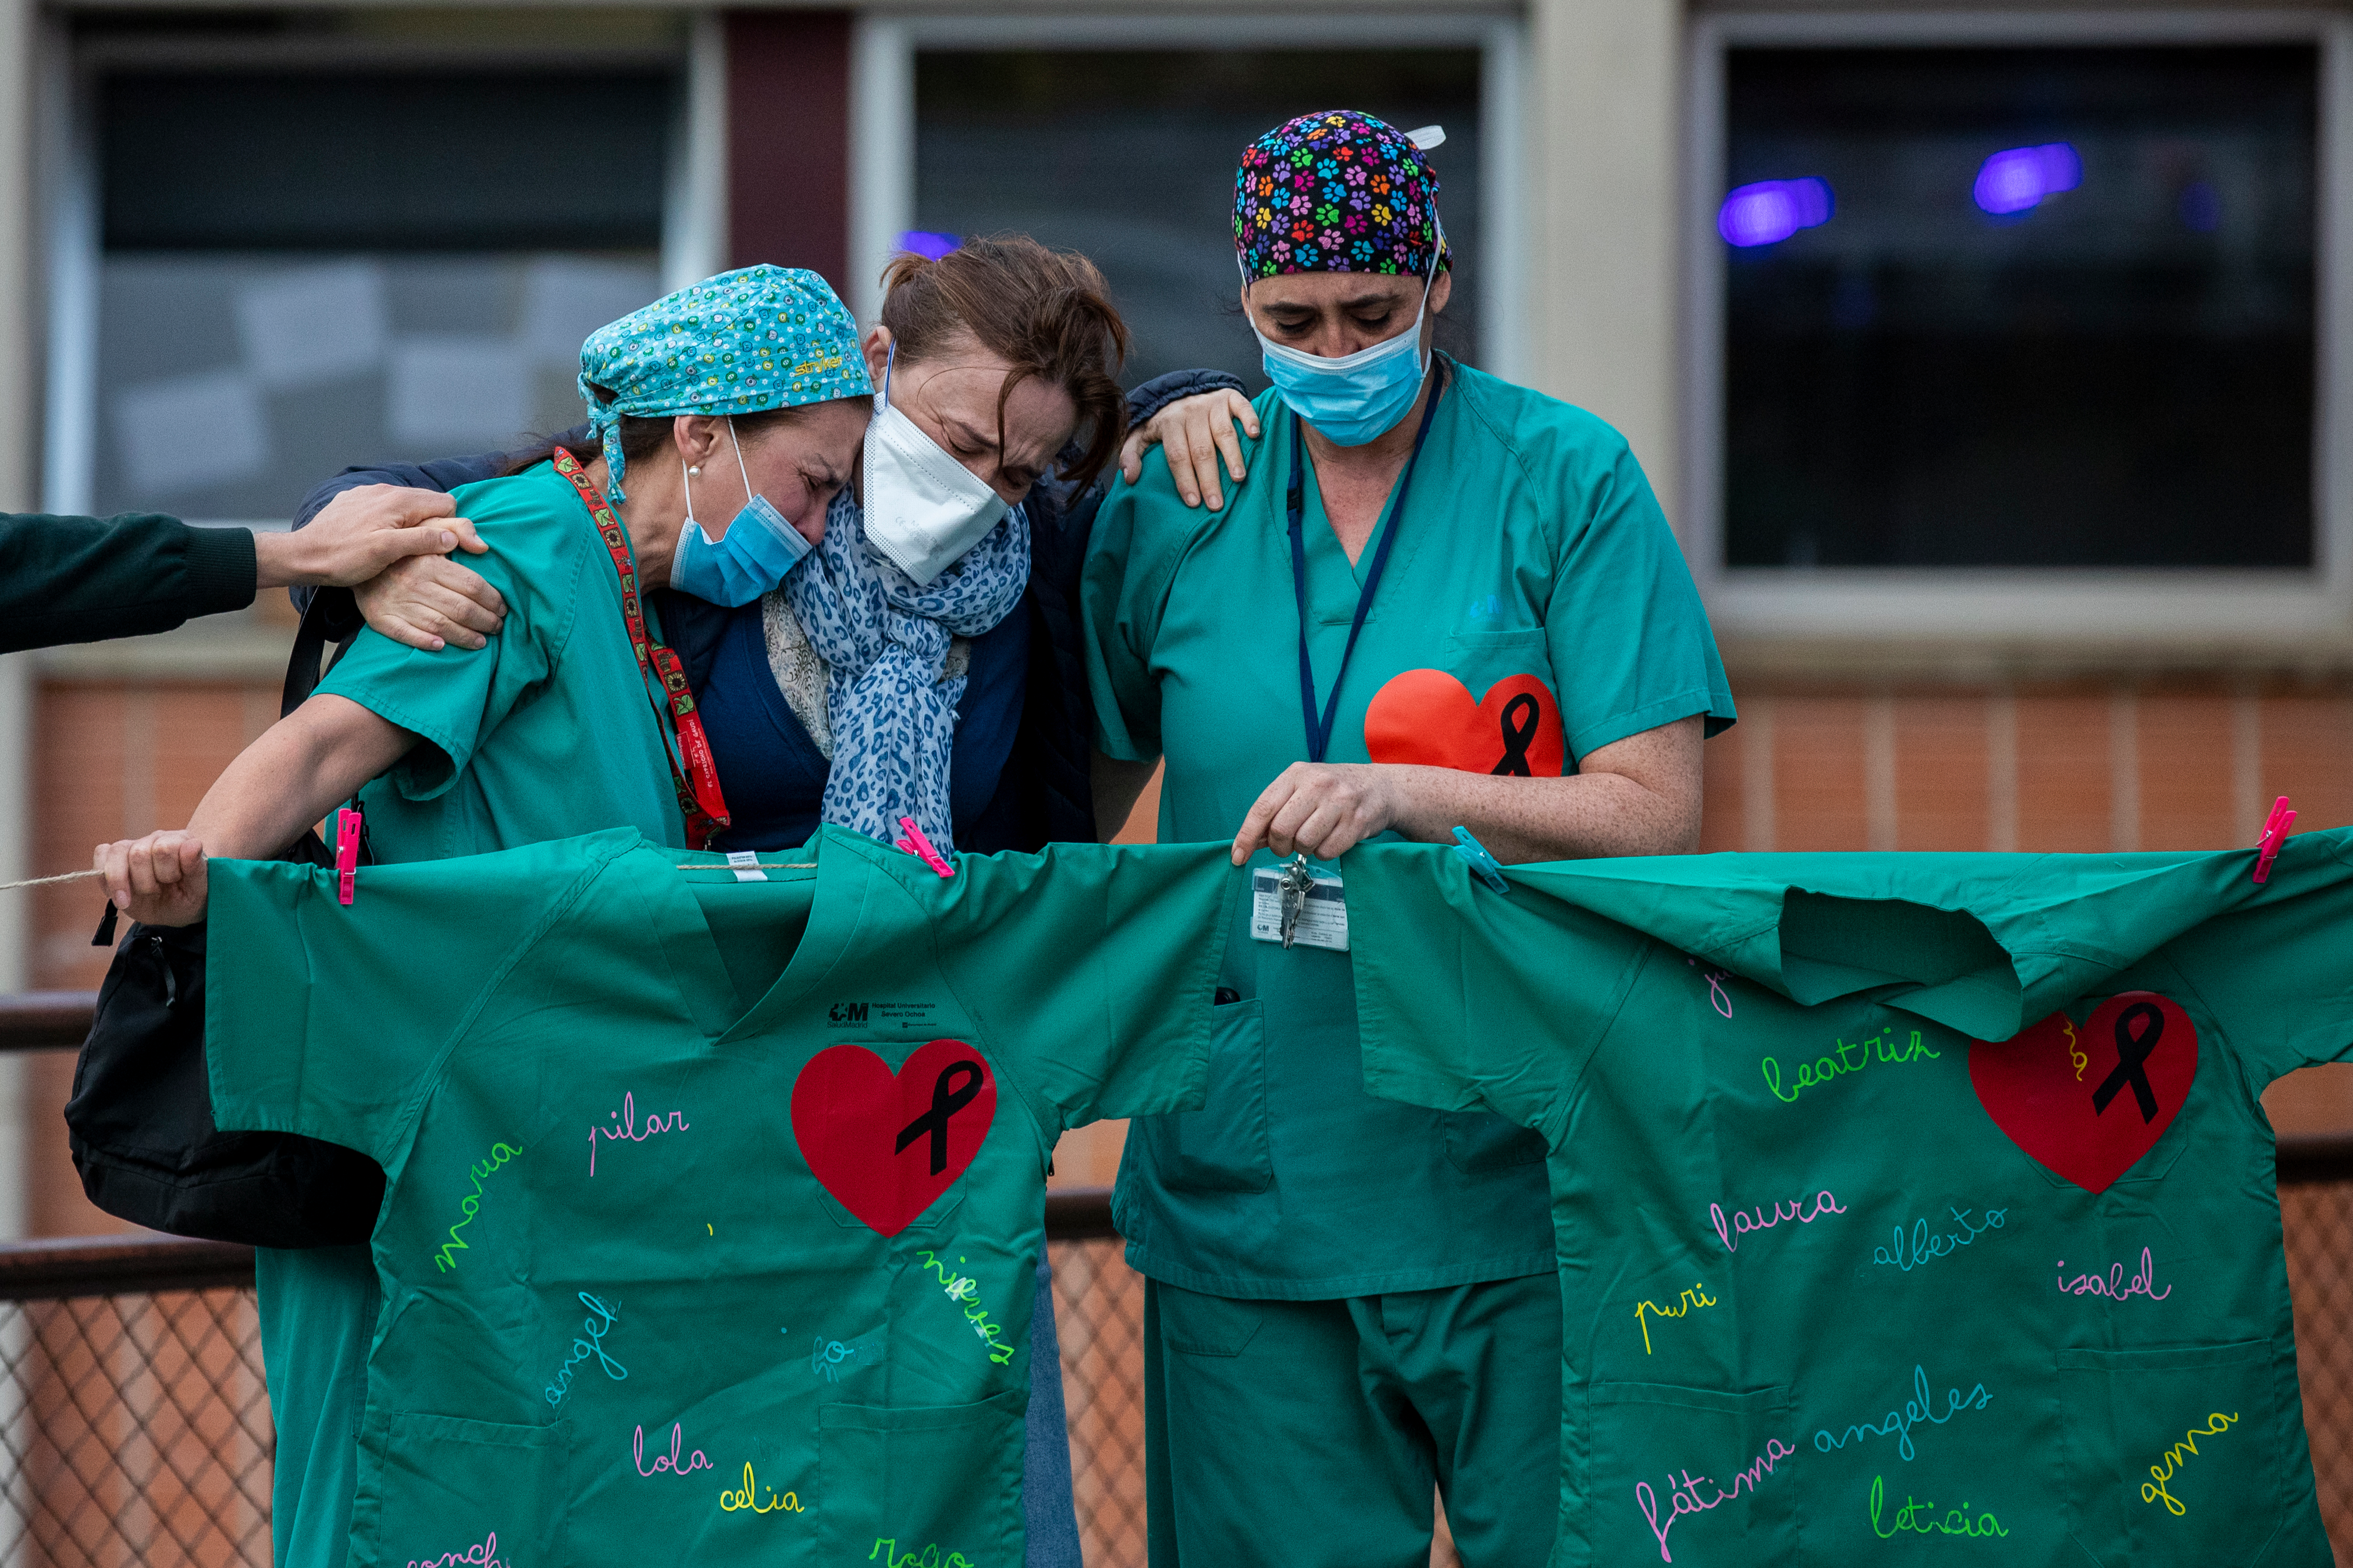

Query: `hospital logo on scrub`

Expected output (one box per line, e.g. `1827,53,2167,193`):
1365,669,1565,776
791,1039,996,1235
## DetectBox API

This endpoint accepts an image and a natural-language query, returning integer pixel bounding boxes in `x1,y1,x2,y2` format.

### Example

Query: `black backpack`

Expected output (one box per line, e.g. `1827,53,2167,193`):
63,599,386,1248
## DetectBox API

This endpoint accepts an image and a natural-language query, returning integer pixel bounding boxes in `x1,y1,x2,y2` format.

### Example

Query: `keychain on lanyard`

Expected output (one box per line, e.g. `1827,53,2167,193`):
552,447,732,849
1287,370,1444,765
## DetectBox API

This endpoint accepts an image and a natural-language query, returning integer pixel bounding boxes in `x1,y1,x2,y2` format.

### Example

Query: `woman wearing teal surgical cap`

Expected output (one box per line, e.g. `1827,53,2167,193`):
91,264,878,1568
1085,112,1739,1566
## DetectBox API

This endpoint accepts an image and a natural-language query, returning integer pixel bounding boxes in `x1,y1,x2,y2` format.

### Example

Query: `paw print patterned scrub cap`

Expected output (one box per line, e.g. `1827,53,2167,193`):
576,263,873,503
1233,109,1449,279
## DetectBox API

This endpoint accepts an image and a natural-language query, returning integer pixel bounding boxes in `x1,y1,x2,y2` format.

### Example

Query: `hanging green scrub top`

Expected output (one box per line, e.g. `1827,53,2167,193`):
1343,832,2353,1565
204,828,1238,1568
1083,359,1737,1297
269,458,690,1567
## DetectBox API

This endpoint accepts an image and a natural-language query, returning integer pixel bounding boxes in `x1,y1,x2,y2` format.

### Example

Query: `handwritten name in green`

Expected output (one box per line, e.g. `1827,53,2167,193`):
870,1538,972,1568
433,1142,520,1273
1869,1477,2011,1540
1763,1030,1939,1104
916,1252,1016,1366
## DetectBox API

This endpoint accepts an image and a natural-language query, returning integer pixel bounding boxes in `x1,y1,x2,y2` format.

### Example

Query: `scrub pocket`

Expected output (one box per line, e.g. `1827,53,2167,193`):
2056,1338,2283,1565
819,1389,1025,1568
1156,1000,1272,1194
355,1410,560,1568
1579,1383,1802,1566
1440,1108,1550,1174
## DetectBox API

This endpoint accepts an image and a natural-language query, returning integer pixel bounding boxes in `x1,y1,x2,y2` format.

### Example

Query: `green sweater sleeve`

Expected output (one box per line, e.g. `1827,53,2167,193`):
0,511,257,654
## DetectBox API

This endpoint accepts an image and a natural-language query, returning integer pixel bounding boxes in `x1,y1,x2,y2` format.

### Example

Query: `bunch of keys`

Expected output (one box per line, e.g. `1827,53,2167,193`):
1276,853,1316,950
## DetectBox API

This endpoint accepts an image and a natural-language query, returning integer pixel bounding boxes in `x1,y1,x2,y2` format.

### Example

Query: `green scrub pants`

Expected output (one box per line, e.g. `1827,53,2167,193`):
1143,1272,1561,1568
257,1243,376,1568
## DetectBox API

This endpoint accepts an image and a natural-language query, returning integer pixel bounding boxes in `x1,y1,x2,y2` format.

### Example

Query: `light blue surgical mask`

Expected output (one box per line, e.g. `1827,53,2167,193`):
669,417,813,606
1243,237,1441,447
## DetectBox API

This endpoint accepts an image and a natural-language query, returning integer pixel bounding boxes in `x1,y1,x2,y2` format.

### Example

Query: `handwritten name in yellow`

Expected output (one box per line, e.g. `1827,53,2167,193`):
718,1463,804,1515
2142,1410,2238,1516
792,354,846,376
1636,1282,1718,1356
1761,1030,1939,1104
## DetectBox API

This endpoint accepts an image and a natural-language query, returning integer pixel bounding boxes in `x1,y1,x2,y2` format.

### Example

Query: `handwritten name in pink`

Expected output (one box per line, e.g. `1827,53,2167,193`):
2057,1248,2172,1303
1709,1189,1845,1253
634,1421,714,1478
1636,1439,1797,1562
590,1092,688,1177
405,1531,506,1568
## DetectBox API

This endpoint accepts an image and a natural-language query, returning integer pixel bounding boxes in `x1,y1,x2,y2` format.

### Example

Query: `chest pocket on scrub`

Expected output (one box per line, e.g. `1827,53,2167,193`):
1152,998,1272,1194
1363,630,1567,778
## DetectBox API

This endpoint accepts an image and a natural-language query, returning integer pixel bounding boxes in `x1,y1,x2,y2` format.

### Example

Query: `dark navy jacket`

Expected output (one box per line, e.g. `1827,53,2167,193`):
290,369,1243,854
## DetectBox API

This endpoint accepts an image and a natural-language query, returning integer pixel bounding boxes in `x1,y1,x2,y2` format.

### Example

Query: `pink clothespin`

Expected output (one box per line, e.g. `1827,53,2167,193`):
2254,794,2295,885
334,805,364,906
896,816,955,879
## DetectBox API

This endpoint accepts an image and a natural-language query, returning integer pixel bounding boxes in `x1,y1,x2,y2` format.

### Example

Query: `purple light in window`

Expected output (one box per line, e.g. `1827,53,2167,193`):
1717,179,1835,248
898,230,962,259
1973,144,2081,216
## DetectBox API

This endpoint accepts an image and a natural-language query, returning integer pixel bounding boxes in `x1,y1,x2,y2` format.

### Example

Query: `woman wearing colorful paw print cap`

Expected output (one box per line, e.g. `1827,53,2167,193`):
1084,109,1738,1563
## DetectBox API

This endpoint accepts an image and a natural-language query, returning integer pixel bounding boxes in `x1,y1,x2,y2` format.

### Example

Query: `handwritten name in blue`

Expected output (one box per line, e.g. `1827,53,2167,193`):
1815,1366,1991,1463
544,1292,626,1407
1873,1207,2007,1273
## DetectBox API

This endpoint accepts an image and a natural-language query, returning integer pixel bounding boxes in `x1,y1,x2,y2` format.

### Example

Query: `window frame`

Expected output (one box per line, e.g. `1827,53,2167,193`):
847,9,1528,385
39,26,721,526
1683,9,2353,644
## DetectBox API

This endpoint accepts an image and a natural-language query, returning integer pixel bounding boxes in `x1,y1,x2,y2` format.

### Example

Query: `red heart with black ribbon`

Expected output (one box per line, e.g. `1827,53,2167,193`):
1364,669,1567,776
791,1039,997,1236
1967,992,2198,1193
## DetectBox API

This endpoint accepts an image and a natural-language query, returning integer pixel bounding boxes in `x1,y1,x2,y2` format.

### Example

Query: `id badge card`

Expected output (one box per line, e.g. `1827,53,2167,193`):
1250,865,1349,952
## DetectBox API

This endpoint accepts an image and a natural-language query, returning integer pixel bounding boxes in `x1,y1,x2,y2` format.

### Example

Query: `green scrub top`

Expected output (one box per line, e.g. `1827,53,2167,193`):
1083,359,1736,1298
266,458,688,1567
318,458,688,861
204,829,1237,1568
1343,832,2353,1565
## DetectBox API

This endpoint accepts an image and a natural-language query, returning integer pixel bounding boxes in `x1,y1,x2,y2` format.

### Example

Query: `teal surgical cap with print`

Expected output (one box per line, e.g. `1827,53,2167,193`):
576,264,873,502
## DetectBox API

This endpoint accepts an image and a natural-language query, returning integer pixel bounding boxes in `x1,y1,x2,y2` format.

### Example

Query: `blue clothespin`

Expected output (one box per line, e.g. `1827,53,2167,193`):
1451,827,1508,895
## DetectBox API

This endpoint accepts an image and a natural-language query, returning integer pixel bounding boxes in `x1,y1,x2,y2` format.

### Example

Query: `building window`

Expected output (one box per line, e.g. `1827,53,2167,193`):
1717,41,2318,573
73,67,675,522
903,45,1485,386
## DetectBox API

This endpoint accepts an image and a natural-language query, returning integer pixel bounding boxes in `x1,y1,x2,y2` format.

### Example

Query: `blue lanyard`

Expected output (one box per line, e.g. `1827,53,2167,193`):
1288,376,1443,764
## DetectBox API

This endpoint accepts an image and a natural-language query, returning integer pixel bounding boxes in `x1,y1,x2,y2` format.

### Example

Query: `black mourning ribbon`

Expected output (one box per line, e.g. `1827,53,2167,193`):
2090,1002,2165,1125
896,1060,984,1175
1490,694,1540,777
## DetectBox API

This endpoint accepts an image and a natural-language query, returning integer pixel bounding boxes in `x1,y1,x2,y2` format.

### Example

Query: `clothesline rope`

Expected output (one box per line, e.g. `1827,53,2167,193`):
0,864,822,893
0,869,101,893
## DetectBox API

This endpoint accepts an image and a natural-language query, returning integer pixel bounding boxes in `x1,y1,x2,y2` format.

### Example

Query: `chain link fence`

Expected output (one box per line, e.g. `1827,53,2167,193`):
0,1178,2340,1566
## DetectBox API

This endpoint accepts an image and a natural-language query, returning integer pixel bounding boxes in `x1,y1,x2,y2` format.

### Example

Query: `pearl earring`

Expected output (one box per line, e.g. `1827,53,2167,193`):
687,465,701,476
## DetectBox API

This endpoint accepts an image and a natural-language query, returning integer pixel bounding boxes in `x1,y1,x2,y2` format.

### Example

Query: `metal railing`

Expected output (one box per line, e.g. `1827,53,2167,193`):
0,995,2348,1566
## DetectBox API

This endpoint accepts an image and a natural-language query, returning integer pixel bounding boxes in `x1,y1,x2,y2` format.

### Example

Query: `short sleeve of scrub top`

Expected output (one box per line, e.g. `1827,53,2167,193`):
316,460,686,862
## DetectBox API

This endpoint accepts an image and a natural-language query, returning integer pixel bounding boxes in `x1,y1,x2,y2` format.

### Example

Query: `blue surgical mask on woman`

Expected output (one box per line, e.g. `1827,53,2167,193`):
1244,239,1441,448
669,418,813,606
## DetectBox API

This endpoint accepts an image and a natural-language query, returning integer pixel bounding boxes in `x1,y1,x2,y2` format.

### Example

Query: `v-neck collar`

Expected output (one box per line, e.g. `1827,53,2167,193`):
1283,372,1446,614
635,827,873,1043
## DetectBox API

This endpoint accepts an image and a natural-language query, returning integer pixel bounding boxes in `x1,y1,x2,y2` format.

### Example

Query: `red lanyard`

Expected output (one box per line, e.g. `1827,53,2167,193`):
552,447,731,850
